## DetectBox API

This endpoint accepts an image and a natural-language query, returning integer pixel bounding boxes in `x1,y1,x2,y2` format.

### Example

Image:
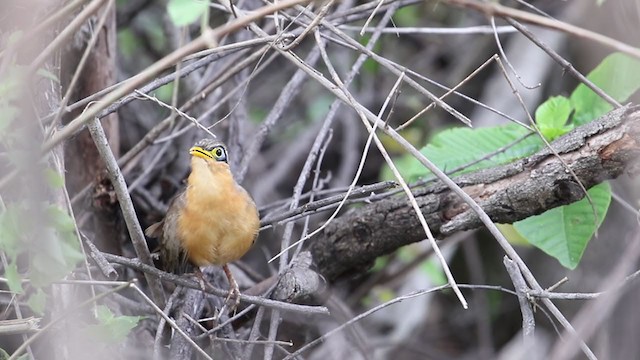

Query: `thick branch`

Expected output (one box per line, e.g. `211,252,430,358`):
311,106,640,281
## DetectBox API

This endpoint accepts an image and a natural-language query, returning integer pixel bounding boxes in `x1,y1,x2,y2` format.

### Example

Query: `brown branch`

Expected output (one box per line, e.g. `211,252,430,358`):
311,105,640,281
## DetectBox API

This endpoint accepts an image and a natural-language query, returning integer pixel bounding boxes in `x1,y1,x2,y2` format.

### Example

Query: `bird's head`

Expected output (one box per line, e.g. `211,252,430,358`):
189,139,228,164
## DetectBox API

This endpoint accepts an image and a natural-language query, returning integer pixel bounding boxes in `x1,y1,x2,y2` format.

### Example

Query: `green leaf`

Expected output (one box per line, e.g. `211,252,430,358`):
513,183,612,269
117,29,140,60
535,96,574,140
44,168,65,188
5,261,23,294
47,206,76,233
26,289,47,315
419,258,447,286
371,256,389,272
36,68,59,83
29,225,83,287
570,53,640,125
0,206,22,259
167,0,208,26
89,305,142,343
393,5,421,27
383,124,543,182
154,83,174,104
307,96,332,123
359,34,381,75
496,223,531,247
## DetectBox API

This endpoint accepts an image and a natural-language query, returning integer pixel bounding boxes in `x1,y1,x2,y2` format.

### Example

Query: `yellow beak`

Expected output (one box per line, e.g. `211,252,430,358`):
189,146,213,160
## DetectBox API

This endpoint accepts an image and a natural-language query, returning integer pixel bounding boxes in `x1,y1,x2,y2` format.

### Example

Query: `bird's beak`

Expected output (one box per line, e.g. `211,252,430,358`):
189,146,213,160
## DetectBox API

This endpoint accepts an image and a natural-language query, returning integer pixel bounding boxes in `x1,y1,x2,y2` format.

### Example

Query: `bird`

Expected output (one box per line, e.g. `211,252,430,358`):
145,139,260,308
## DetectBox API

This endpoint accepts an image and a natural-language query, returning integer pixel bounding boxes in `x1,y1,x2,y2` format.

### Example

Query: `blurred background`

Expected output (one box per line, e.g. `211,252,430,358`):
0,0,639,359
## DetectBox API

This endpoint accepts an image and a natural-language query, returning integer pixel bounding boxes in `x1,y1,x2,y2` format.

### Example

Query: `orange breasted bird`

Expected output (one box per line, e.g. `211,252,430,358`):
145,139,260,306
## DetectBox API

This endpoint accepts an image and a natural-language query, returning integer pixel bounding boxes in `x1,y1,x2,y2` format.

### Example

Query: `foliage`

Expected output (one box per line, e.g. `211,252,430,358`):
570,53,640,126
513,183,611,269
386,53,640,268
167,0,209,26
86,305,143,343
0,60,84,314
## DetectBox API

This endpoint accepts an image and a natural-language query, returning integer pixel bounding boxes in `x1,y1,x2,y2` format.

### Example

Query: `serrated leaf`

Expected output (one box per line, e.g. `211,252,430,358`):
26,289,47,315
513,183,611,269
535,96,574,140
89,305,142,343
167,0,208,26
570,53,640,126
382,124,543,182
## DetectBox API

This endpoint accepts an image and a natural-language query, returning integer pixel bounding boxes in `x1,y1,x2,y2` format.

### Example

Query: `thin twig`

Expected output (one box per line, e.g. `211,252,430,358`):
490,16,540,90
39,0,311,155
87,118,166,307
28,0,106,73
81,233,118,279
133,90,217,139
443,0,640,60
46,0,115,138
283,285,447,359
340,24,517,34
318,26,469,308
153,287,180,358
260,181,397,225
550,232,640,360
503,256,535,344
267,4,400,262
8,282,132,360
506,18,621,108
266,26,597,356
100,252,330,315
129,284,212,360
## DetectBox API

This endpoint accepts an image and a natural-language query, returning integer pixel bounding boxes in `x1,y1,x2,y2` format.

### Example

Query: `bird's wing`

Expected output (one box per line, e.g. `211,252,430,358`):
159,190,191,274
144,221,164,238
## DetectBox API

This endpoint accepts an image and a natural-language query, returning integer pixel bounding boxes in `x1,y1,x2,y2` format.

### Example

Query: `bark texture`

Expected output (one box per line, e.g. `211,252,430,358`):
311,106,640,281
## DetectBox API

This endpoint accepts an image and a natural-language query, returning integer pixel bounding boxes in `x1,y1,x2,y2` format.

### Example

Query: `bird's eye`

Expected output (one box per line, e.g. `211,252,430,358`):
213,146,227,162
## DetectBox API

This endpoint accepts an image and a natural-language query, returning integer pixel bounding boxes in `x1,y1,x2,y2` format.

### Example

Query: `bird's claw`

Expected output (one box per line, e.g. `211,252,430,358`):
224,287,241,313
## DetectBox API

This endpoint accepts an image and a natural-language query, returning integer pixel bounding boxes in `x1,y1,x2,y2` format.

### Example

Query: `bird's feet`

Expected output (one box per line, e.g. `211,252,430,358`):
224,285,241,312
194,267,212,291
223,264,241,312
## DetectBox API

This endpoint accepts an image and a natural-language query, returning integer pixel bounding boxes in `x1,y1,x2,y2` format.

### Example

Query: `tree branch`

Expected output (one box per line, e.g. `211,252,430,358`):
312,106,640,281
